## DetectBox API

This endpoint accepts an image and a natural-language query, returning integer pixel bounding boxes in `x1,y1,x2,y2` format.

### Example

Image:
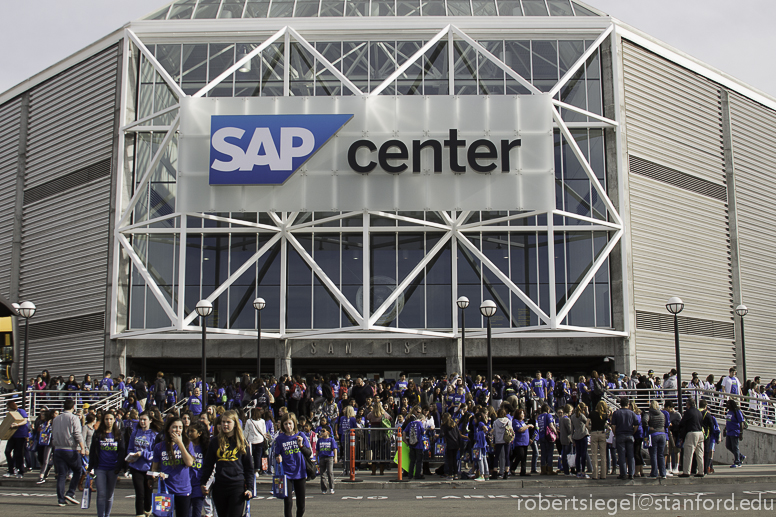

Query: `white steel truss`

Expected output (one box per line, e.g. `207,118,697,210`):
111,22,626,340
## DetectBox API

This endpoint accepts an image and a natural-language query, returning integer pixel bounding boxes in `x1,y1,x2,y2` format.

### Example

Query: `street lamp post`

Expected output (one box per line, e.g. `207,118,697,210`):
253,298,266,381
665,296,684,409
480,300,497,387
195,300,213,409
735,304,748,384
17,301,36,411
456,296,469,378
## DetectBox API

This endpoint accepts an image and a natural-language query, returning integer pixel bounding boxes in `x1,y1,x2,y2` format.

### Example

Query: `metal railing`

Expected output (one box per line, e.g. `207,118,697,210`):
603,387,774,429
0,390,125,420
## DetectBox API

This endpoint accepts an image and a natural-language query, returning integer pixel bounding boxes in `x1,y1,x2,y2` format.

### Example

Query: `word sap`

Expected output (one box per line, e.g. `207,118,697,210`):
209,114,352,185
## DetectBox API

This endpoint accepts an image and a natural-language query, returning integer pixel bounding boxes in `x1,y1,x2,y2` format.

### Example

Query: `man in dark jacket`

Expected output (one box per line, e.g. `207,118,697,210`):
678,399,704,477
611,397,638,480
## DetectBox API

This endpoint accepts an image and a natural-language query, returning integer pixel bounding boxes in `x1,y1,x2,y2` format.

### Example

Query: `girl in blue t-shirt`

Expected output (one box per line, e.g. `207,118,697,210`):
186,421,210,517
87,411,126,517
274,413,313,517
472,413,490,481
152,417,195,517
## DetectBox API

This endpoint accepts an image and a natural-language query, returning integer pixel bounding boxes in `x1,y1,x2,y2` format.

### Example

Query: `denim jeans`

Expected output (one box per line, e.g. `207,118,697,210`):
95,469,118,517
561,443,572,474
615,434,635,477
575,436,589,474
726,435,741,464
540,437,554,467
530,441,539,472
649,433,667,477
53,449,83,504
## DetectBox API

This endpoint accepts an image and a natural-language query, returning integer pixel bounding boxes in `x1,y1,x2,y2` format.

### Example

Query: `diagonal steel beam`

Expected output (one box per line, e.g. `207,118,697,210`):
193,27,287,98
126,29,186,99
552,99,618,127
182,232,283,326
549,24,614,98
118,234,178,325
368,231,453,326
287,27,364,96
285,233,364,326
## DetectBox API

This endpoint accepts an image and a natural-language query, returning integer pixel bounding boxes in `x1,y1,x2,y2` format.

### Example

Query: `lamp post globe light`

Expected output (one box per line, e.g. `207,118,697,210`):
456,296,469,379
17,301,36,410
195,300,213,409
665,297,684,409
253,297,266,381
735,304,748,384
480,300,497,388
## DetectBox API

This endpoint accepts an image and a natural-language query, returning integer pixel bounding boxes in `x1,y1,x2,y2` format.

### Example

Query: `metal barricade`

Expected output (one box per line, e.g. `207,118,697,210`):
349,426,399,464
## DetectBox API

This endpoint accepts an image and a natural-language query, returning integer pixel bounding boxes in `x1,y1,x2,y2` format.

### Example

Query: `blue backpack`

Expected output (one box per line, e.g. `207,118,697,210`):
709,413,721,441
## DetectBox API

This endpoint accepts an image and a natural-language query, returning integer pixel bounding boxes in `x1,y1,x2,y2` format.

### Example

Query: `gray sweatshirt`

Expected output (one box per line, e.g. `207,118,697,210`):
51,411,85,450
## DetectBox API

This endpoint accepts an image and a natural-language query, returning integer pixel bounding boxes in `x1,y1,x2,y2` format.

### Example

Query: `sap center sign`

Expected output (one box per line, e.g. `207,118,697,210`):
178,95,554,212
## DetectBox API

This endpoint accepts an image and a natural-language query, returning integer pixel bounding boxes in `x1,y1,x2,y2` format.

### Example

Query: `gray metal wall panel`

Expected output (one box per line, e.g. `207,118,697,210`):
25,47,117,190
25,331,104,379
622,42,725,185
728,91,776,382
0,99,22,299
622,40,734,376
20,176,112,320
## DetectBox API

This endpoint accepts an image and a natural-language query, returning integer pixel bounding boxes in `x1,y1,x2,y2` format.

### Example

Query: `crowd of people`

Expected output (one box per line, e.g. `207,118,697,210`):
1,364,767,517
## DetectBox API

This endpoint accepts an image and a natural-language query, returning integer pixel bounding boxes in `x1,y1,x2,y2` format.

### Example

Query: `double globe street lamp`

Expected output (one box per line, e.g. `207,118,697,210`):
456,296,469,379
665,296,684,409
480,300,497,387
253,297,266,381
735,304,748,384
16,301,36,411
195,300,213,409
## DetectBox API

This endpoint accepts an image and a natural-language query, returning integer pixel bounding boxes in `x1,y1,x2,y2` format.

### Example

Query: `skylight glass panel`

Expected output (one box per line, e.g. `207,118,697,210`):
320,0,345,16
168,0,198,19
496,0,523,16
194,0,222,18
471,0,498,16
219,0,247,17
422,0,446,15
571,1,598,16
295,0,321,16
270,0,295,17
547,0,573,16
447,0,472,16
397,0,421,16
244,0,270,17
522,0,549,16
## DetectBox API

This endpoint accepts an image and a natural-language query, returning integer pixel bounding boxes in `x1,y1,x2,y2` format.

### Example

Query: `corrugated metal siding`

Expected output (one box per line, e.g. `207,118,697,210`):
23,331,105,378
622,42,725,185
17,45,119,377
728,91,776,382
25,46,117,190
622,40,734,376
0,99,22,299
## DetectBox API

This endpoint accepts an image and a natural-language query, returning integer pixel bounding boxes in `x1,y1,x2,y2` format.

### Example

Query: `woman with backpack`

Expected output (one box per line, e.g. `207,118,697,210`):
536,404,557,475
492,408,512,479
288,375,306,417
725,399,746,467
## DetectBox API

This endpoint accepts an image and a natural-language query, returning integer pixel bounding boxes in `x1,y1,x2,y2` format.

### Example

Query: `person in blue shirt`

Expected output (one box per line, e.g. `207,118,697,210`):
98,371,114,392
316,426,338,494
274,413,312,517
166,383,177,409
611,397,638,480
471,412,490,481
87,411,126,517
536,404,557,475
188,388,204,416
152,417,195,517
186,421,210,517
126,412,159,517
546,372,556,409
3,401,29,478
402,407,426,480
531,371,547,409
725,399,746,467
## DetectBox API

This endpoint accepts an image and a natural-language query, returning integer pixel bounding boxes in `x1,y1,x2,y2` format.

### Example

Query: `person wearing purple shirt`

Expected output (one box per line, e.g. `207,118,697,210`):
188,388,204,416
274,413,312,517
87,412,126,517
152,417,195,517
3,401,29,478
126,413,158,517
186,421,210,517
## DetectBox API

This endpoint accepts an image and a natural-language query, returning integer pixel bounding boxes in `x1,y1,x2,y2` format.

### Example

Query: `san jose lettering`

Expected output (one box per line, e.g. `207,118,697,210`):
347,129,522,174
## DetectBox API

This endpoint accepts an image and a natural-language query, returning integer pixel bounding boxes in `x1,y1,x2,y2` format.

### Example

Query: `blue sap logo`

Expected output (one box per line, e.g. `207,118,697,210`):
209,114,352,185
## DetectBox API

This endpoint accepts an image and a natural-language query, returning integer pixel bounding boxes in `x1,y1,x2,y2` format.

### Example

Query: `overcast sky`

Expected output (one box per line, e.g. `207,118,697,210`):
1,0,774,97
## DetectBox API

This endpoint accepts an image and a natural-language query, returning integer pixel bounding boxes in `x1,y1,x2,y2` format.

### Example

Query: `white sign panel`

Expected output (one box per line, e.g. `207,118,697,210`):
177,95,554,212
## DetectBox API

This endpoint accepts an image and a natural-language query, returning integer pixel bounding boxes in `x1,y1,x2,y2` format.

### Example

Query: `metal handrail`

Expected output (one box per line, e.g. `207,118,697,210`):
163,397,189,416
602,387,774,429
0,391,22,420
0,390,126,420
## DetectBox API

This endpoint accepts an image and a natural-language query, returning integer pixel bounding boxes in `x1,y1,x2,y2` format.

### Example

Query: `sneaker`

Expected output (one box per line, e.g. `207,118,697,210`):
2,472,14,478
678,473,690,478
730,464,741,468
37,478,46,484
322,490,327,495
58,503,67,507
15,474,23,479
474,476,486,481
740,455,746,464
65,495,80,505
329,489,335,495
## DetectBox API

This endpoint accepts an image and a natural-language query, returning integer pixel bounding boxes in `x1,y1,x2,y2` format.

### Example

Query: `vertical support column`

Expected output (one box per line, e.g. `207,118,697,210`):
605,31,636,373
10,91,30,379
721,88,745,374
279,213,287,337
448,30,454,95
362,211,370,330
283,30,291,97
105,42,126,375
275,339,292,377
451,226,458,336
547,211,557,328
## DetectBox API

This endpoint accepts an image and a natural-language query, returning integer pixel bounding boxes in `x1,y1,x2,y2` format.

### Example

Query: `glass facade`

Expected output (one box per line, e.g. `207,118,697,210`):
120,22,615,337
146,0,599,19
